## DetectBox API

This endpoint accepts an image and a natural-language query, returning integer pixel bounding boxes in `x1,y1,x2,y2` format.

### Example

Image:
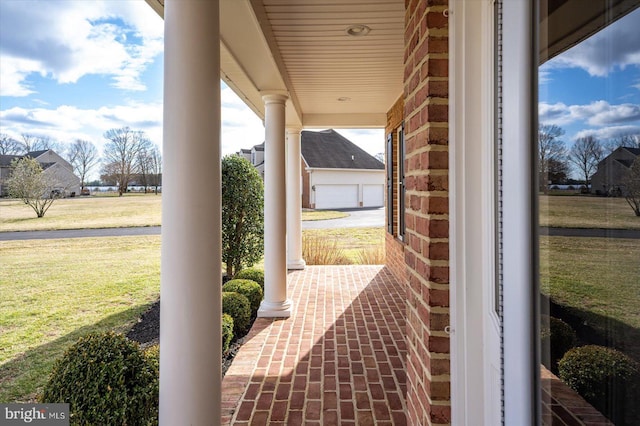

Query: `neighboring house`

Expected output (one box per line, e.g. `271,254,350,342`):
238,129,385,209
0,149,81,197
301,129,384,209
590,146,640,195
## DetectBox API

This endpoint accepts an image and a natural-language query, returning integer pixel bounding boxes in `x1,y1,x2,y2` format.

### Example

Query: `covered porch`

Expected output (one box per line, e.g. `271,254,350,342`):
221,265,407,425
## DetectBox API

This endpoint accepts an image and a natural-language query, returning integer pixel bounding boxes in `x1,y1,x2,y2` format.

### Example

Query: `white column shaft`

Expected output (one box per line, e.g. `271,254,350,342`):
286,128,305,270
160,1,221,424
259,93,292,317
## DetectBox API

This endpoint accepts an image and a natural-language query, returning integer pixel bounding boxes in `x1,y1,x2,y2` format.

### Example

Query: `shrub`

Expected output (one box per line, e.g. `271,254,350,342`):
222,155,264,277
222,292,251,337
41,332,158,425
223,279,263,314
222,313,234,354
302,234,352,265
559,345,639,424
234,267,265,291
540,315,577,372
356,246,385,265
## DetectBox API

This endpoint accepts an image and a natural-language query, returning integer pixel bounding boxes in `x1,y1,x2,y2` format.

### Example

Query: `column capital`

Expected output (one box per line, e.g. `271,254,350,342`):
286,126,303,134
261,90,289,104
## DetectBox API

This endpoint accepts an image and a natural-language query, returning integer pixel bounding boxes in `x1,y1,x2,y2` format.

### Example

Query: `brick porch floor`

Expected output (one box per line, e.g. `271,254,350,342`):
221,265,408,425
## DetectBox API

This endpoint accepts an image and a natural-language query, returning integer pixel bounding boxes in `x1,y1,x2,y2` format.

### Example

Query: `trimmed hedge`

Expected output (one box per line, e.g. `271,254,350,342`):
222,291,251,337
540,315,577,372
223,279,263,314
559,345,639,424
222,313,234,354
41,332,158,425
233,267,264,291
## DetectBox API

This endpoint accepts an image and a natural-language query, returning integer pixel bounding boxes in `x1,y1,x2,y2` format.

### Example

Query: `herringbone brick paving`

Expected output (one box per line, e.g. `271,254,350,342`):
221,265,407,425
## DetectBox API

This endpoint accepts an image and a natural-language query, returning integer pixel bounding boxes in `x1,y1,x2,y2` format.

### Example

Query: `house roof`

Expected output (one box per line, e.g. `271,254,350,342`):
0,155,21,167
26,150,49,158
615,159,634,168
622,147,640,156
301,129,384,170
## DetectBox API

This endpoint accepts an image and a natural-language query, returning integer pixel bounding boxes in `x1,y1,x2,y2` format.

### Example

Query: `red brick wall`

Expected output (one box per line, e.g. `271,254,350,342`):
403,0,450,424
301,158,311,209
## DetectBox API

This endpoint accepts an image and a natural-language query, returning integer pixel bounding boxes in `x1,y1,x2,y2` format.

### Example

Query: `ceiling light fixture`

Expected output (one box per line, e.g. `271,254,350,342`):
345,24,371,37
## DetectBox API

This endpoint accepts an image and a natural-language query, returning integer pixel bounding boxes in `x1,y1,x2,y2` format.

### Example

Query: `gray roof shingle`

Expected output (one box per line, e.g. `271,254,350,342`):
301,129,383,170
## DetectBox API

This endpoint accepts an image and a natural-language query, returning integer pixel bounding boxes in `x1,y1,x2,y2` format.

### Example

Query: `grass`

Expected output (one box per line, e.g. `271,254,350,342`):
302,227,385,264
0,236,160,402
540,235,640,359
0,194,162,232
301,210,350,221
540,195,640,230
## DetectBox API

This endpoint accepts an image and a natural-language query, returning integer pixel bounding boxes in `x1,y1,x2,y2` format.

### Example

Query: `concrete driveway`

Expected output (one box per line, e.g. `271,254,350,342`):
302,207,385,229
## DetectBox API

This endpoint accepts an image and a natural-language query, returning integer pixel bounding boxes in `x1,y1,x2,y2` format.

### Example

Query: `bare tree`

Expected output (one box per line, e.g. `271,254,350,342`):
569,136,603,191
67,139,99,191
0,133,21,155
102,127,145,196
605,133,640,155
6,157,62,218
140,143,162,194
623,157,640,216
538,124,567,192
135,138,155,193
19,134,59,153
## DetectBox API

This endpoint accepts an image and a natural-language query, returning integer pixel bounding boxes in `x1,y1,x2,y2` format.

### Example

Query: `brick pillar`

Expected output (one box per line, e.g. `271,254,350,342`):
403,1,451,425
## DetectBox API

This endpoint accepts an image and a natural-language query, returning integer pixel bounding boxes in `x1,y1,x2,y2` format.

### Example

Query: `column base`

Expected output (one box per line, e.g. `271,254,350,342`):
287,259,306,270
257,299,293,318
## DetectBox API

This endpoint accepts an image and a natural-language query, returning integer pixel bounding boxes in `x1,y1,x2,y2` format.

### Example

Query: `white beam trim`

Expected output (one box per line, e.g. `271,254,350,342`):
301,113,387,129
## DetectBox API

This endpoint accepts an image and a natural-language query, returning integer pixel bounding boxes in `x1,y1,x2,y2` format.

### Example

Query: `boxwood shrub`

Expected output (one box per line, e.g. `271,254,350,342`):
233,267,264,291
559,345,639,424
540,315,577,372
222,313,234,354
222,291,251,337
223,279,263,314
41,332,158,425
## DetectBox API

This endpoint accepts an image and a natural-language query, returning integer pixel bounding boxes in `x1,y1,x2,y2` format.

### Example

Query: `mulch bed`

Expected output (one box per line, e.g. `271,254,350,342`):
126,299,244,376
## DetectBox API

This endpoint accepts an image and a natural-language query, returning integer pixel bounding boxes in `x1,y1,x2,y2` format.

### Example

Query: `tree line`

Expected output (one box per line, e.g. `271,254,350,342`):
538,124,640,193
1,127,162,196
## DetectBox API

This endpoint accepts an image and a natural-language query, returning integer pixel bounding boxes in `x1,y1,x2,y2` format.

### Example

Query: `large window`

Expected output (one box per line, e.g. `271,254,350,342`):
537,3,640,425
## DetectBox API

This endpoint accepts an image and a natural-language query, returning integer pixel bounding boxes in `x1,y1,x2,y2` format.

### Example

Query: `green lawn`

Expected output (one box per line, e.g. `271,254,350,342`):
0,236,161,402
0,194,162,232
540,195,640,229
0,195,349,232
540,235,640,359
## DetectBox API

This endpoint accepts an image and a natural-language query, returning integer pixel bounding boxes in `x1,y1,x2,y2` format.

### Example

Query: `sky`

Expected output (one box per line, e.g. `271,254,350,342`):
1,1,638,175
0,0,383,169
538,7,640,143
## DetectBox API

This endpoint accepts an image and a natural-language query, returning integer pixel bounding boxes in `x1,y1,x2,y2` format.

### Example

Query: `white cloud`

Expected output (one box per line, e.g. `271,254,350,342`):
0,102,163,153
574,125,640,141
0,0,163,96
539,100,640,127
545,8,640,78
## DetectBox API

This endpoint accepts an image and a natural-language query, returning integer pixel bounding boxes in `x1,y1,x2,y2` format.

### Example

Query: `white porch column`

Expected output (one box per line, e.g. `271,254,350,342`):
160,1,221,425
258,92,293,318
286,127,306,270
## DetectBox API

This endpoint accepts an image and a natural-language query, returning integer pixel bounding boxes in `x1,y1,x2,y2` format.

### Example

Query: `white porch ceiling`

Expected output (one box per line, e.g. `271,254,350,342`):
146,0,405,129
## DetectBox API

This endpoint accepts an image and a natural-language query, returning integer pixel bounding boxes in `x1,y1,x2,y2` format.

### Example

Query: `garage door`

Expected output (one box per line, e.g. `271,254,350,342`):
363,184,384,207
315,184,358,209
